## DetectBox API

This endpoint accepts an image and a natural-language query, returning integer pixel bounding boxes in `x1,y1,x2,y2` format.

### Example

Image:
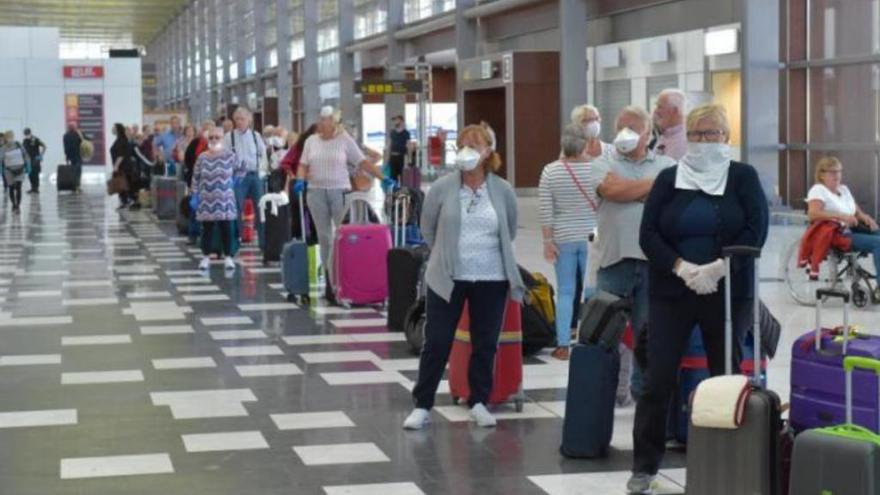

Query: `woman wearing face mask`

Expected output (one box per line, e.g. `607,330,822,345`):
570,104,613,159
293,107,394,304
626,104,768,494
403,124,526,430
193,128,247,271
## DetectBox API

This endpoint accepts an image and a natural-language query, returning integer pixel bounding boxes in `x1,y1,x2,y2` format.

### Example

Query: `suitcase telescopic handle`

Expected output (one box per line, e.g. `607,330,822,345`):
297,191,306,243
723,246,761,383
814,288,851,355
843,356,880,427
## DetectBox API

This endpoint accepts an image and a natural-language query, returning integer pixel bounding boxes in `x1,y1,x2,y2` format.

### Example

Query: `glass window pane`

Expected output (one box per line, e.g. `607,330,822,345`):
290,38,305,61
318,52,339,80
809,64,880,143
267,48,278,68
810,0,880,58
317,25,339,51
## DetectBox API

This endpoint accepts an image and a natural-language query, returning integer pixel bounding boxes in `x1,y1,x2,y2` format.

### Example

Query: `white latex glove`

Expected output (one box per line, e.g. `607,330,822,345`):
674,260,700,282
687,259,725,295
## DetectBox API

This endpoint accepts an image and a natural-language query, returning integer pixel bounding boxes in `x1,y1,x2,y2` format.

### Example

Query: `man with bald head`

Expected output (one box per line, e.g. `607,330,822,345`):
652,88,688,160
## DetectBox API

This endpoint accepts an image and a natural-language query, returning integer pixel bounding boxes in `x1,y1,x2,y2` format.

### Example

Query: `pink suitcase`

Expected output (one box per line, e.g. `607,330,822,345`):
332,196,392,306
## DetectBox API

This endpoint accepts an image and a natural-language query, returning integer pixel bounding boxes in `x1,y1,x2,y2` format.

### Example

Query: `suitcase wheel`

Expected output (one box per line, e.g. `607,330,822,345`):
451,396,460,405
514,399,524,413
286,294,296,303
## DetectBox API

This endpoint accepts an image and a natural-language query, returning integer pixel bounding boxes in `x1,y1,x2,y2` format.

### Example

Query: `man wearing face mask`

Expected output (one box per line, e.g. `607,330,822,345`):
651,89,688,160
588,106,676,406
625,104,768,495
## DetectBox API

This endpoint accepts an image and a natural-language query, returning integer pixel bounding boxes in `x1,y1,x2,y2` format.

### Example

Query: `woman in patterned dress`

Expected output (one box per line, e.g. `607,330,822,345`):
193,127,246,271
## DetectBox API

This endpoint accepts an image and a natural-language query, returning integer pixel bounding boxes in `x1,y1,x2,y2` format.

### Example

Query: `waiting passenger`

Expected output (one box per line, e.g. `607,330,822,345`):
110,123,137,210
627,103,768,495
293,107,390,304
1,130,30,214
194,127,246,271
403,124,526,430
175,124,196,171
539,124,600,361
589,106,676,404
63,122,83,193
570,104,613,159
184,120,215,189
651,88,688,160
225,107,267,242
22,128,46,194
806,156,880,290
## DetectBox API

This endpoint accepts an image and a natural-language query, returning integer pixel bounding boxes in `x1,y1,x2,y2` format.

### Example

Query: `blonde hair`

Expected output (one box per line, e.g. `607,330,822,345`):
458,124,501,173
617,106,652,134
814,156,843,184
570,104,600,125
687,103,730,136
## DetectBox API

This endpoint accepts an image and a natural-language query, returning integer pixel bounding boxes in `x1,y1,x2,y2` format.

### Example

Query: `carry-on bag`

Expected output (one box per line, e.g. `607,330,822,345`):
404,296,427,355
262,201,292,264
241,199,256,243
790,288,880,432
153,176,179,220
577,290,630,348
281,192,310,304
56,164,77,192
686,246,784,495
519,268,556,356
387,193,429,332
448,300,525,411
789,354,880,495
332,194,391,307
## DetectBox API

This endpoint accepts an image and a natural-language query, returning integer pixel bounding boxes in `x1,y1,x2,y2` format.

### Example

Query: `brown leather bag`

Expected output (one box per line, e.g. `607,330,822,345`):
106,171,129,195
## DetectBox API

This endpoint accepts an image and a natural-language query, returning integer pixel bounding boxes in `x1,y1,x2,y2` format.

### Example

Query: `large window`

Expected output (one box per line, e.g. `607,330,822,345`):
355,1,388,38
782,0,880,215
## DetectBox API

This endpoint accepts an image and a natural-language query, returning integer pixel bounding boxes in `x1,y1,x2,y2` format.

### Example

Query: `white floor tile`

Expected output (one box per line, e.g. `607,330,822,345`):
61,370,145,385
62,335,131,346
221,345,284,357
182,294,230,302
202,316,254,326
164,270,204,276
527,469,685,495
152,357,217,370
235,363,303,377
330,318,388,329
300,351,380,364
182,430,269,453
20,270,70,277
126,291,173,299
433,403,556,423
140,325,194,336
17,290,63,298
150,389,257,419
293,442,389,466
0,409,77,428
0,316,73,327
118,275,161,282
60,453,174,479
62,298,120,307
156,257,192,263
169,277,213,284
320,371,409,386
271,411,355,431
238,303,298,311
63,280,114,288
245,267,281,274
348,333,406,343
282,335,353,346
209,330,267,340
323,483,425,495
173,285,220,293
0,354,62,366
374,358,420,372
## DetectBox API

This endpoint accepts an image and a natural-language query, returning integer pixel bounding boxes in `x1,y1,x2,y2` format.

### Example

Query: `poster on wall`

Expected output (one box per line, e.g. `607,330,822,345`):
65,94,105,165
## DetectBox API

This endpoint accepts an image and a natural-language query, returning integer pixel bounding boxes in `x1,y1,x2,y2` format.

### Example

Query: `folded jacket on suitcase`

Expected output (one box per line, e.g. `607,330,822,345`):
691,375,752,429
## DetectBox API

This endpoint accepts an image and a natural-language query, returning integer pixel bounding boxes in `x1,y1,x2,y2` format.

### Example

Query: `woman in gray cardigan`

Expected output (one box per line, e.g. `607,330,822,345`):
403,124,525,430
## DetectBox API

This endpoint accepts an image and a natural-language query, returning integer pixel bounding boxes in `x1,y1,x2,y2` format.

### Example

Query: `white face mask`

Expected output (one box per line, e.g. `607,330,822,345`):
614,127,641,154
684,143,731,171
208,139,224,152
455,147,482,172
584,121,601,139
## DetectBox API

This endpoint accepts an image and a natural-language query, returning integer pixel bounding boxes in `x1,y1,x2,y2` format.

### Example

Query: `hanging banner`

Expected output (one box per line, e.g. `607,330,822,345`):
65,94,105,165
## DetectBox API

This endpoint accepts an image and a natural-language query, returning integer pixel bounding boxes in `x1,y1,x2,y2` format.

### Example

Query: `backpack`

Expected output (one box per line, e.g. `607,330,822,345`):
3,145,26,172
519,267,557,355
79,132,94,161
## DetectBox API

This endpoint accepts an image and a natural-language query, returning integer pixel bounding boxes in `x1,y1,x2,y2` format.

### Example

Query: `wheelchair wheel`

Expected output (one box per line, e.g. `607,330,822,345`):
784,239,839,306
852,282,870,308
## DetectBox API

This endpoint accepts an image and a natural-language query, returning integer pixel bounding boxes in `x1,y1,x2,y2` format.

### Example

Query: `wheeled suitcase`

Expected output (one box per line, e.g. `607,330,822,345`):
560,341,620,458
153,177,180,220
242,199,256,243
56,164,77,192
790,289,880,433
686,246,784,495
789,355,880,495
401,165,421,191
262,202,292,264
177,196,190,234
332,195,391,307
448,300,524,411
387,194,429,332
281,192,309,304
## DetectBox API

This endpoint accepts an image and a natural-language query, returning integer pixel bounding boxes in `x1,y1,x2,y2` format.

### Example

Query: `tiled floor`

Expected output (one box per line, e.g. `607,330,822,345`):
1,186,877,494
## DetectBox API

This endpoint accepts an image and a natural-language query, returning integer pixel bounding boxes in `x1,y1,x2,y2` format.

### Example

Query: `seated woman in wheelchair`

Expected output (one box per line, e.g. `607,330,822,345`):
807,156,880,288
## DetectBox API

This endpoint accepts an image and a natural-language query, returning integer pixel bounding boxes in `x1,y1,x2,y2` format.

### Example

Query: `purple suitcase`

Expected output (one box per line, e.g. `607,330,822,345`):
790,288,880,432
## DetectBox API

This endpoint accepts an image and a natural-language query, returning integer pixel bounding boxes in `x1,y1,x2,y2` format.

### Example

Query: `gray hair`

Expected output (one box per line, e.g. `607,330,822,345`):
560,123,588,158
658,88,686,114
617,105,653,134
232,106,252,120
570,104,600,125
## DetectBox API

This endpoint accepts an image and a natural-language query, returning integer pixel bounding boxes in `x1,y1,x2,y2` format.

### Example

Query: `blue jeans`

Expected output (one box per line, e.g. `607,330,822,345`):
235,171,264,240
597,258,649,398
554,241,588,347
850,231,880,282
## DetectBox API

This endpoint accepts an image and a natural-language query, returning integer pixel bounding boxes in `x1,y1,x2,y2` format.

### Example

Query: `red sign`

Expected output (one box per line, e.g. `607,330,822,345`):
63,66,104,79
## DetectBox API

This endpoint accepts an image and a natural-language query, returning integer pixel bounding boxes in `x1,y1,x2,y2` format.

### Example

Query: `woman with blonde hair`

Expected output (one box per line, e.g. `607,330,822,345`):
570,104,613,159
403,124,526,430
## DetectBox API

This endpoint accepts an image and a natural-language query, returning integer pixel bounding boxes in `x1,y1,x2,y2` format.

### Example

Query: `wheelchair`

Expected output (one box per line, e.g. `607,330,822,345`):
784,238,879,307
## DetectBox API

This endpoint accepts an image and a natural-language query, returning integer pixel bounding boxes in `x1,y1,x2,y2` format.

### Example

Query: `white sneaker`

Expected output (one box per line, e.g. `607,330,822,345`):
402,408,431,430
469,403,497,427
198,257,210,270
224,257,236,270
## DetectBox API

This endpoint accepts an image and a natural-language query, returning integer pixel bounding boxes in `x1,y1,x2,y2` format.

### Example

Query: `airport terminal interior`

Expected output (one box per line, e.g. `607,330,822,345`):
0,0,879,494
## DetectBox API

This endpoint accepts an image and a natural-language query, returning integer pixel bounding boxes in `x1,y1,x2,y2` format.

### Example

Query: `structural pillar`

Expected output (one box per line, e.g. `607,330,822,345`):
559,0,588,127
385,0,406,128
275,0,293,128
302,0,321,124
337,0,358,137
455,0,477,130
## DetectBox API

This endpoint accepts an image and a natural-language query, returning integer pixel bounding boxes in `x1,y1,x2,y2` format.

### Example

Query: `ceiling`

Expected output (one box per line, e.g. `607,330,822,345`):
0,0,190,46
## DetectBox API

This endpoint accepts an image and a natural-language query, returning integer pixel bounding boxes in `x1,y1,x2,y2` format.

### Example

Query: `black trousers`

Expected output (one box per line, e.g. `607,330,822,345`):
201,220,233,257
632,291,751,475
8,182,22,208
388,153,405,182
28,159,40,191
412,281,509,409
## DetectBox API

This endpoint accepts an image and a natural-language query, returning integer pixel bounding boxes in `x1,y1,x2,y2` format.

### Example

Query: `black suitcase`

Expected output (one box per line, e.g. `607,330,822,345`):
560,342,620,458
387,194,429,332
263,203,292,264
57,164,77,192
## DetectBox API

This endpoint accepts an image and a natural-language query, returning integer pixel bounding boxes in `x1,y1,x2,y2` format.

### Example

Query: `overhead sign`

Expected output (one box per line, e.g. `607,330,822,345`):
354,80,424,96
63,66,104,79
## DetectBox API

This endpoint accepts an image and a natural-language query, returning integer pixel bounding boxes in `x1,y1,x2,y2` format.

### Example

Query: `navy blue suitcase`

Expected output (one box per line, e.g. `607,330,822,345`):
560,342,620,458
281,193,309,303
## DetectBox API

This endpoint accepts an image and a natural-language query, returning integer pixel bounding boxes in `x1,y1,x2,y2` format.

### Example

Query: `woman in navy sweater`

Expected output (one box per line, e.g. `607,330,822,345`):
626,104,768,494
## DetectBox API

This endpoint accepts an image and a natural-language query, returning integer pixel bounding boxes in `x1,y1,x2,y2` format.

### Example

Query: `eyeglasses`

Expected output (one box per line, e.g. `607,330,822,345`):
686,129,726,142
208,136,223,141
466,190,483,214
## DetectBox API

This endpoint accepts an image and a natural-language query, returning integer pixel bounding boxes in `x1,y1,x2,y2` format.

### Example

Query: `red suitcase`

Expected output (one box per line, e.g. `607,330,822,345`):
449,300,525,411
242,199,256,243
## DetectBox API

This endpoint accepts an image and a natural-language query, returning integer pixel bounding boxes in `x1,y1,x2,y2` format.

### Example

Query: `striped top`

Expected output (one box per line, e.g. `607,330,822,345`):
538,159,599,244
300,132,365,190
192,150,246,222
